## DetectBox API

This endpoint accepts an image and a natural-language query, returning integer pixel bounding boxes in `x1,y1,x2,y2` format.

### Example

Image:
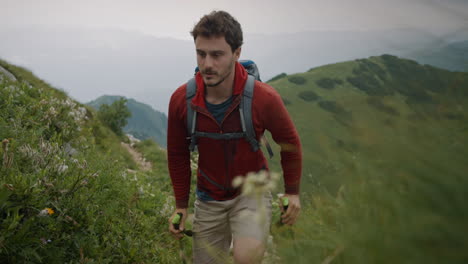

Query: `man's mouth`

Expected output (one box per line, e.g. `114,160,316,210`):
203,71,217,77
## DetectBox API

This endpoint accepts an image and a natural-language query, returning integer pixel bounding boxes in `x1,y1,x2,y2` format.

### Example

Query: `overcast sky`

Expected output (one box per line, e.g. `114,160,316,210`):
1,0,467,114
2,0,467,39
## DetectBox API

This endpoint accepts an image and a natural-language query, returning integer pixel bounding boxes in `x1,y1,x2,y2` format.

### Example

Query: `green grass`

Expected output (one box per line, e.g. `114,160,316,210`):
2,54,468,263
266,55,468,263
0,59,182,263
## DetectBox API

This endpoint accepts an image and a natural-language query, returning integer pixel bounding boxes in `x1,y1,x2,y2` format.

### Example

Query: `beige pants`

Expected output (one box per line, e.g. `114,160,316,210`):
192,192,272,264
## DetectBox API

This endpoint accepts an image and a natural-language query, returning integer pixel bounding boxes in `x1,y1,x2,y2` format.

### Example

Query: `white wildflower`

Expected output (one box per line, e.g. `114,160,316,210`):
233,170,280,227
57,164,68,174
38,209,49,217
232,176,244,188
235,170,279,197
48,106,57,116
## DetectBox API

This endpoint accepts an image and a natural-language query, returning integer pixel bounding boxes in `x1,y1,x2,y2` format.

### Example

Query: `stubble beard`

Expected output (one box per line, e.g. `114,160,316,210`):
204,60,236,88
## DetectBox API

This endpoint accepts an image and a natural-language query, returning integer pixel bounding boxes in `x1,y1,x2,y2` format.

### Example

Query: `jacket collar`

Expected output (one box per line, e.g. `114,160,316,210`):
191,61,248,109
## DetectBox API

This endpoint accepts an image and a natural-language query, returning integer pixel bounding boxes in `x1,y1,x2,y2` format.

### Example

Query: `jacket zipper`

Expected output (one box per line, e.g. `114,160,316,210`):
193,97,241,191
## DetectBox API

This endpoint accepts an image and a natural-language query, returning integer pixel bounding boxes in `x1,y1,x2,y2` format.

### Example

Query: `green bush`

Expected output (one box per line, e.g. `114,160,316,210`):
354,59,387,80
298,91,320,102
379,55,445,104
347,74,389,96
366,96,400,116
316,78,343,89
97,98,131,136
288,76,307,85
318,100,346,115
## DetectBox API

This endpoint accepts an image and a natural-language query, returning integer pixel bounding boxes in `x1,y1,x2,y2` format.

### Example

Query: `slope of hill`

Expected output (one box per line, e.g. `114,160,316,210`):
87,95,168,147
0,59,182,263
2,53,468,263
267,54,468,191
267,55,468,263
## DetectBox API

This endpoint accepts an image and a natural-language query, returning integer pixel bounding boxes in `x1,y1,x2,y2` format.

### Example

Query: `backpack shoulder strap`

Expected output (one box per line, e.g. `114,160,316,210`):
240,75,274,158
186,78,197,151
240,75,260,152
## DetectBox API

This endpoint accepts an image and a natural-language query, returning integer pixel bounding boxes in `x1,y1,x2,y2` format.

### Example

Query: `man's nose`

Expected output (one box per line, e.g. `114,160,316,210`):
205,55,214,68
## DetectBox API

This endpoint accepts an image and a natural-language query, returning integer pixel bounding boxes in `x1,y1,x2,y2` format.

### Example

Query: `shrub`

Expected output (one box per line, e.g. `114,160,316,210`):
298,91,320,102
366,96,400,116
316,78,343,89
98,98,131,136
318,100,346,115
347,75,385,96
288,76,307,85
354,59,387,80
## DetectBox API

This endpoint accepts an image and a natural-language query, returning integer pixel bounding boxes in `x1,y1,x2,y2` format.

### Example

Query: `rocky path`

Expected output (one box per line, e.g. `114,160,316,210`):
121,142,152,171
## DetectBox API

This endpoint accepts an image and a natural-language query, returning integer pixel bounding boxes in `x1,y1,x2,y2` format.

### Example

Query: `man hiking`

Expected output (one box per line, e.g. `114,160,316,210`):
167,10,302,264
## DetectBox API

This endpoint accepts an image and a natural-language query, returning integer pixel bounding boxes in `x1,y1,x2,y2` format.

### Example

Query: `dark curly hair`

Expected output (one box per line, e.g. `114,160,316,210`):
191,10,243,52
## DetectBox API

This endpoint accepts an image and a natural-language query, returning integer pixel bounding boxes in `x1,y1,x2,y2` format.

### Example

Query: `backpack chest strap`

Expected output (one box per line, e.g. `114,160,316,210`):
194,131,246,140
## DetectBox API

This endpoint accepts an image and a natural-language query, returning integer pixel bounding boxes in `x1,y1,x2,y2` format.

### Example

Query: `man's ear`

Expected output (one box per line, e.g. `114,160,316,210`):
234,47,241,60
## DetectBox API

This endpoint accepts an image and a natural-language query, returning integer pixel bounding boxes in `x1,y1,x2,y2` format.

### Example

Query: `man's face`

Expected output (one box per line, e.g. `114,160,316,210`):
195,35,241,87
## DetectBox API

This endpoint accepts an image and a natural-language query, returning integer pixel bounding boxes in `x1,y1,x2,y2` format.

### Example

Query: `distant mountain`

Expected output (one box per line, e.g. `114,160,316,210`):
0,26,461,113
406,40,468,72
87,95,167,147
265,54,468,192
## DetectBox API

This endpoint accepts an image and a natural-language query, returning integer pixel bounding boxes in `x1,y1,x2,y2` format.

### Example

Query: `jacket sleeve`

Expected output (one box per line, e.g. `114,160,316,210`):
260,83,302,194
167,85,192,208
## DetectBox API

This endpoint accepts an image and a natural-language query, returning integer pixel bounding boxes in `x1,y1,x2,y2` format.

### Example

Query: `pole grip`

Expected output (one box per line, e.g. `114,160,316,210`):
282,197,289,212
172,212,183,230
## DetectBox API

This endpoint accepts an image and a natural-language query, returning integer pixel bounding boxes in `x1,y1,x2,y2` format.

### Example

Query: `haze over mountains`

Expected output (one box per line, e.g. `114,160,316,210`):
1,26,467,114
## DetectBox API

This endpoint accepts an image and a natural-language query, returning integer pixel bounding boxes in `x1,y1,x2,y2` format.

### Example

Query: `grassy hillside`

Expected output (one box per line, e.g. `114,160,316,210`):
266,54,468,191
88,95,168,147
0,59,183,263
2,54,468,263
267,55,468,263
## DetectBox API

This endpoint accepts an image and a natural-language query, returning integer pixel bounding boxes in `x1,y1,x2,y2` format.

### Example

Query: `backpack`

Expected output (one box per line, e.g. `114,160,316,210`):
186,60,274,158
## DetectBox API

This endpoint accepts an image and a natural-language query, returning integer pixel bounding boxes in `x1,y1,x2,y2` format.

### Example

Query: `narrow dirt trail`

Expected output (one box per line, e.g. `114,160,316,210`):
121,142,152,171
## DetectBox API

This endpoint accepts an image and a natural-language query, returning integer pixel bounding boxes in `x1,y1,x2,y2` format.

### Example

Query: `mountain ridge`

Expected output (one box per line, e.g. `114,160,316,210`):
87,95,168,147
2,25,466,113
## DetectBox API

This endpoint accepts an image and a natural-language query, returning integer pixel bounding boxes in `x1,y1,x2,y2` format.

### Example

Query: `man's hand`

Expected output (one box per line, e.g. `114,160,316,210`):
169,208,188,239
280,194,301,225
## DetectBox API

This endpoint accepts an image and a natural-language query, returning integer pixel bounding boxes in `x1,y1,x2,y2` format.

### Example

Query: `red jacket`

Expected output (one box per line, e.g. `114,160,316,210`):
167,62,302,208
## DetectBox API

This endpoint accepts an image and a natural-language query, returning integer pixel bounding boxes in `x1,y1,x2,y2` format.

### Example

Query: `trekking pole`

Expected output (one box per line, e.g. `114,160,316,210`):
279,197,299,254
172,213,193,264
278,197,289,225
172,213,193,237
282,197,289,213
